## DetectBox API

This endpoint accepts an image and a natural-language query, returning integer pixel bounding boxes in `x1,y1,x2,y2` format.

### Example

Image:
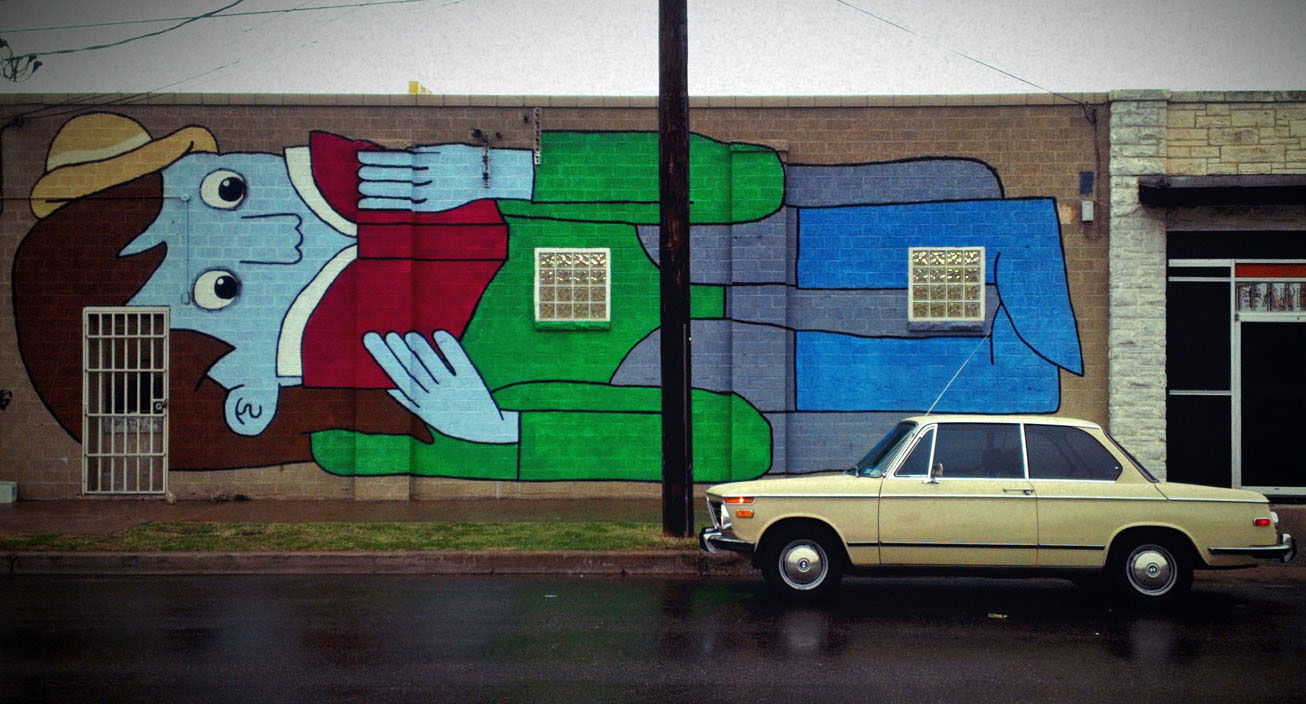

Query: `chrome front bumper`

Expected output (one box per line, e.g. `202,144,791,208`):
699,527,754,556
1209,532,1296,563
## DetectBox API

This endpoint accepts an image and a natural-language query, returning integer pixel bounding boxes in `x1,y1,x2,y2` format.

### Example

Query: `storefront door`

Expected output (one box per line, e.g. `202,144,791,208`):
1234,273,1306,493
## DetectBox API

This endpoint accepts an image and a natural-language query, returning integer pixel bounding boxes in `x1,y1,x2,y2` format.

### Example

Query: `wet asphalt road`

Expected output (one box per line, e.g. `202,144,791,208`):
2,574,1303,703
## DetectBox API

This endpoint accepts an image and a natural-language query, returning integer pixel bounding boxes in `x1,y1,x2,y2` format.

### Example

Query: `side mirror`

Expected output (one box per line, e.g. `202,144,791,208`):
923,463,943,484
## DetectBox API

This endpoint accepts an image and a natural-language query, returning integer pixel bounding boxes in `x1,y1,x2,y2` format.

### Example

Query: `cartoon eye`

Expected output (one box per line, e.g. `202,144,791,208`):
193,270,240,310
199,169,246,209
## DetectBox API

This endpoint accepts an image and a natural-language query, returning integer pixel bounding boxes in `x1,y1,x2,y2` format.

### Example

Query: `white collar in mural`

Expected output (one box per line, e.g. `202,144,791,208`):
284,146,357,237
276,244,356,378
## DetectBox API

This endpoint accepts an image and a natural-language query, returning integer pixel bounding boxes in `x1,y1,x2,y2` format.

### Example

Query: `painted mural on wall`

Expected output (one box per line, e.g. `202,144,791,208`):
13,112,1081,481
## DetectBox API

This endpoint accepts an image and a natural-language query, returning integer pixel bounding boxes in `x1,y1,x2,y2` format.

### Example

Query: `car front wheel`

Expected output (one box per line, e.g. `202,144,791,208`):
760,526,844,601
1108,534,1193,606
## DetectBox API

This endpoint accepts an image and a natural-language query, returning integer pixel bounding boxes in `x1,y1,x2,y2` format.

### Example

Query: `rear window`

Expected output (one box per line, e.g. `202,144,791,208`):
1025,425,1122,481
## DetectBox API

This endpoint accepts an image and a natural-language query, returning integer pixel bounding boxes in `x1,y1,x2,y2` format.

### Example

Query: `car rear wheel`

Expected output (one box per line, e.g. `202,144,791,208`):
1108,534,1193,606
760,526,844,601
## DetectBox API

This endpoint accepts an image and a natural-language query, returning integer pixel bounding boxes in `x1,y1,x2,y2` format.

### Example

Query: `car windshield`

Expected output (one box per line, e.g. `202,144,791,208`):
853,422,917,478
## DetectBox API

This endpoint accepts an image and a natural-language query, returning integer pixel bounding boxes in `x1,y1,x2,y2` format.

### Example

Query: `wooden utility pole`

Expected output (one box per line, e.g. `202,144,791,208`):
658,0,693,538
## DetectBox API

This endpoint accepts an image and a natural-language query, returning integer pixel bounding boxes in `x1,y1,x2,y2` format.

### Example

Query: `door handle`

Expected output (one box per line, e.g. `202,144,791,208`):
1003,488,1033,495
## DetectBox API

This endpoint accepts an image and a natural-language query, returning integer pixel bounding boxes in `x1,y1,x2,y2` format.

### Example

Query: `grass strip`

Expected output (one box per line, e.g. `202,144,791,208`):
0,521,699,553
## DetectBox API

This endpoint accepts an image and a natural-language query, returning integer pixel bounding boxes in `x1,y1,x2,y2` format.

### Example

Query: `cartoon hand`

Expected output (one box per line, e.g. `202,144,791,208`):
223,383,279,437
363,330,520,444
356,145,533,213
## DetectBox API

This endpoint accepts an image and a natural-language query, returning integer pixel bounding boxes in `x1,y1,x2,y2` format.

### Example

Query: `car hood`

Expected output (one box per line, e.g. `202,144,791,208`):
1155,482,1269,504
707,472,869,498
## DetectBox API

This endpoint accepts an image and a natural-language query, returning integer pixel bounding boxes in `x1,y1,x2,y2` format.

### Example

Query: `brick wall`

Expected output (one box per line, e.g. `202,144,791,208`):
1,93,1108,499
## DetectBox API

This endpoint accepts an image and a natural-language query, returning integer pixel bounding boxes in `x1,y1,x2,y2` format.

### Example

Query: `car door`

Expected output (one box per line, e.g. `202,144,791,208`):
878,422,1037,566
1025,423,1163,568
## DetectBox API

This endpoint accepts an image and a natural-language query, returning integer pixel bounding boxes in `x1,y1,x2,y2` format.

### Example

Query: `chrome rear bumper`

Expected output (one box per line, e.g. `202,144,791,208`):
1209,532,1296,563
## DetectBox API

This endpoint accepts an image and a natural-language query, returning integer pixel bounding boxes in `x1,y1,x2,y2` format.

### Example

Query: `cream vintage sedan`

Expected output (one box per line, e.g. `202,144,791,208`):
700,415,1295,604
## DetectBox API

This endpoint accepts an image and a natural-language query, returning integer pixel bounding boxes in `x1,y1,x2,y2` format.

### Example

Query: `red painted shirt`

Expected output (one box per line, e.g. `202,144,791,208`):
298,132,508,388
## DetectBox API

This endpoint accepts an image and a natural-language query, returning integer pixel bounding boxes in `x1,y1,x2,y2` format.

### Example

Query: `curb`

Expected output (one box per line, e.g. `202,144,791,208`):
8,550,1300,583
5,550,757,577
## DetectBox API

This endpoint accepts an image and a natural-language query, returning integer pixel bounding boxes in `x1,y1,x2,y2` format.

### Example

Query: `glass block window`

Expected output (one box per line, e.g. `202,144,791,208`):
909,247,985,322
535,248,610,322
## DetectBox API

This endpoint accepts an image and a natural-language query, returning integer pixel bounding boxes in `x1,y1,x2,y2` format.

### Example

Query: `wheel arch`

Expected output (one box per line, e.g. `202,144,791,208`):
752,516,851,569
1105,524,1206,569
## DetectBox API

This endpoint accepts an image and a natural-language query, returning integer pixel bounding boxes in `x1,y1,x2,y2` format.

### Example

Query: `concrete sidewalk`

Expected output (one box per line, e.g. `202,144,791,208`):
1,498,1300,580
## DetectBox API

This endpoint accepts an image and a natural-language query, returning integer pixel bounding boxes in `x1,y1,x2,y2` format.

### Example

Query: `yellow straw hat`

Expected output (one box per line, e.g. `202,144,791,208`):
30,112,217,219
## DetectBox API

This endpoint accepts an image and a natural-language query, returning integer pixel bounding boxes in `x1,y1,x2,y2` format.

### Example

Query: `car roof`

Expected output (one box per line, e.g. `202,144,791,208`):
901,414,1102,430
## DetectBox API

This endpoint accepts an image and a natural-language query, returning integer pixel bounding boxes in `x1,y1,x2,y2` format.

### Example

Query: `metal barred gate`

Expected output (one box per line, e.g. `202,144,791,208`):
83,307,169,495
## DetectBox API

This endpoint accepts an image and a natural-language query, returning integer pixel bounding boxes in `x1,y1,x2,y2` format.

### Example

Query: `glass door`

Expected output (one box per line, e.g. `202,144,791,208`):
1235,272,1306,493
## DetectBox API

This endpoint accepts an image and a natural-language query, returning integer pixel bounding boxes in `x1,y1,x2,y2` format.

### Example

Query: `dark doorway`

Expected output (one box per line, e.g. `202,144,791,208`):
1165,277,1231,487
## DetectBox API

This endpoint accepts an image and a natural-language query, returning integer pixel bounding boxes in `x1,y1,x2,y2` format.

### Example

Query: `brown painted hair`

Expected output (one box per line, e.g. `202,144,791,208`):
13,174,424,470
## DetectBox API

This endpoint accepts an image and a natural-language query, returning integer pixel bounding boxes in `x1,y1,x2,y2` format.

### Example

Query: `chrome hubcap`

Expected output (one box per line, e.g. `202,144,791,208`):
780,540,827,590
1127,546,1175,595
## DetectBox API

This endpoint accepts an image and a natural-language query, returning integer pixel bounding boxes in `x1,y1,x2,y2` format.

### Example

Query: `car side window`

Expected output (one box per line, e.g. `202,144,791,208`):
894,428,935,477
932,423,1024,479
1025,425,1122,481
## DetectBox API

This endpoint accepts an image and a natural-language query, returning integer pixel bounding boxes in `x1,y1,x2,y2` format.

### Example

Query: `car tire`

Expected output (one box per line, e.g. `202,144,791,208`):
760,525,844,601
1107,534,1193,606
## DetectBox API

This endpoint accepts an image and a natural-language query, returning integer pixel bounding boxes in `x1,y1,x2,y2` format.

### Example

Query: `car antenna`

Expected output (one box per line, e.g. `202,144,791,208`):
924,329,994,416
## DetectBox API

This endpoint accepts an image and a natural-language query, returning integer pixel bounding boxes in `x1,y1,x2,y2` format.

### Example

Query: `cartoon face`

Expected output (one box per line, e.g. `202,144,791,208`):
122,152,353,435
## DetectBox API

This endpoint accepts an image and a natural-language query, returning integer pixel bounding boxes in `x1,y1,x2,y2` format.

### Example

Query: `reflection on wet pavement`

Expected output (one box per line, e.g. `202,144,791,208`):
3,575,1304,703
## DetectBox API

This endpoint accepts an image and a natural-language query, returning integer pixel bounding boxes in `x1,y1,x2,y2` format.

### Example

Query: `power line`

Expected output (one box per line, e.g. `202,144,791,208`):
1,0,463,122
1,0,440,84
3,0,432,35
830,0,1089,109
22,0,247,57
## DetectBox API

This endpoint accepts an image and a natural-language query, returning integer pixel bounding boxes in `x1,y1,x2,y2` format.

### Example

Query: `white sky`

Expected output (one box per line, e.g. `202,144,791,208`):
1,0,1303,96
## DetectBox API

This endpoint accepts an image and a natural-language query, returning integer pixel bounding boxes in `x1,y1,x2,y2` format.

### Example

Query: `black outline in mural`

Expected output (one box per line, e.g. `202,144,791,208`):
12,114,1085,478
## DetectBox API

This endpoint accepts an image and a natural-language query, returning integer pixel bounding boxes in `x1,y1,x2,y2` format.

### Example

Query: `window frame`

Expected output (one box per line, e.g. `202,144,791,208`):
533,246,612,329
907,246,986,324
887,421,1124,483
892,426,936,477
1023,424,1124,482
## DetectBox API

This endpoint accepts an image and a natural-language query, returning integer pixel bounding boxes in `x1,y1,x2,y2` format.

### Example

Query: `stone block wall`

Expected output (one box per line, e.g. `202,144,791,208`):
1107,91,1170,476
1107,90,1306,480
1165,95,1306,175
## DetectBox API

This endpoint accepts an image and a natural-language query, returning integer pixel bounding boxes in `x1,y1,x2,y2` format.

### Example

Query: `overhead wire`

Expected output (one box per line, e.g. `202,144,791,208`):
2,0,457,123
830,0,1095,117
16,0,247,57
0,0,439,86
830,0,1105,236
3,0,433,35
0,0,466,217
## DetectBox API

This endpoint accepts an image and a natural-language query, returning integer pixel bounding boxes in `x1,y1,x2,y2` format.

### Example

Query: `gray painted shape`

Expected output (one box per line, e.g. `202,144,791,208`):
767,411,909,474
609,320,794,413
636,209,794,285
784,159,1002,207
